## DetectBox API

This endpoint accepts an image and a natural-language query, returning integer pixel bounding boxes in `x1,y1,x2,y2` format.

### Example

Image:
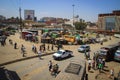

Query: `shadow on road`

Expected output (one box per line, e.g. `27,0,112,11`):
0,67,21,80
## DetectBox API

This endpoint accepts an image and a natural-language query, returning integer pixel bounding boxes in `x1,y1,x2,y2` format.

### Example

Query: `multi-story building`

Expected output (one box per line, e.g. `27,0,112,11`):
98,10,120,32
0,15,6,21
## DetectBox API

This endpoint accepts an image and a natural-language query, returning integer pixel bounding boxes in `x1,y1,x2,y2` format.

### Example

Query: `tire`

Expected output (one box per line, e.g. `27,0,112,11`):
69,54,72,57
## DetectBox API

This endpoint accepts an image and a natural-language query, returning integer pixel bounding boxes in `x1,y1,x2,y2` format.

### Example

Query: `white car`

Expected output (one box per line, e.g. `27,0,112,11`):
78,45,90,52
53,50,73,60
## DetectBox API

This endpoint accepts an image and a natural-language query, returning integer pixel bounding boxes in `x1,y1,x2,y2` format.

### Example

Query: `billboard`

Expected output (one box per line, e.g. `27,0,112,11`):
24,10,34,21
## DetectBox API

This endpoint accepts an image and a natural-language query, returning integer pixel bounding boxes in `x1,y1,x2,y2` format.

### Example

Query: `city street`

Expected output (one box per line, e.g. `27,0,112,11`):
0,32,120,80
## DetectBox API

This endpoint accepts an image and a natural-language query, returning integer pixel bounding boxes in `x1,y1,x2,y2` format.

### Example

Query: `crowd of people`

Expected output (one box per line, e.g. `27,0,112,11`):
86,52,116,79
87,55,106,73
3,37,59,58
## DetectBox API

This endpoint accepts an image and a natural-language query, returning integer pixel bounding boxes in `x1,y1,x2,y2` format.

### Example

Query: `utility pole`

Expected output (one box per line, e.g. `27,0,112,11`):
72,4,75,33
19,7,22,32
19,6,23,38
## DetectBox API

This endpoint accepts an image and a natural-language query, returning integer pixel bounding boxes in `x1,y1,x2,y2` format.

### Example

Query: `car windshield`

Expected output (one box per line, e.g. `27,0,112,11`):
80,46,86,48
57,51,63,54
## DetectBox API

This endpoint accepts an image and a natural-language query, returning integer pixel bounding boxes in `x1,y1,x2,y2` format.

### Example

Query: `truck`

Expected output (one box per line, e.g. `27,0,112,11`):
98,44,119,61
53,50,73,60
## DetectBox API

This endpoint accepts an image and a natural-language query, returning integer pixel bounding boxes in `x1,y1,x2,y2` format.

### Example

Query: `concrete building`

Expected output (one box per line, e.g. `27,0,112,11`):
0,15,6,21
98,10,120,32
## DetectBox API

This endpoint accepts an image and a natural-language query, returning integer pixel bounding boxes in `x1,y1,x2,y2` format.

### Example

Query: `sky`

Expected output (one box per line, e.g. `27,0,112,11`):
0,0,120,22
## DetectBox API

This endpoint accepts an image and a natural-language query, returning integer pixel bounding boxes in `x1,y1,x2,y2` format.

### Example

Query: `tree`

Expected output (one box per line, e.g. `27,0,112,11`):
74,22,87,30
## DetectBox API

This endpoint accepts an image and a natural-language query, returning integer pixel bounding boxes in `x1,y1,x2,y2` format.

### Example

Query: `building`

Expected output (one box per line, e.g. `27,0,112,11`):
98,10,120,32
24,10,35,21
0,15,6,21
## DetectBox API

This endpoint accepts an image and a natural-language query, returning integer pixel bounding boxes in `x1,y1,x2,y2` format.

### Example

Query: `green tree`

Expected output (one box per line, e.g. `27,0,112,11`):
74,22,87,30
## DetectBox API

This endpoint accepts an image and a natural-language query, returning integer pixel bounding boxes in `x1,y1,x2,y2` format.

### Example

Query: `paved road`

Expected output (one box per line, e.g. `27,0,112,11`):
4,52,84,80
1,33,120,80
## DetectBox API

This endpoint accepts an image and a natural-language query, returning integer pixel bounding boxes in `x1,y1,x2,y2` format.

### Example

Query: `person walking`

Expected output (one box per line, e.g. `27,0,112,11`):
38,50,42,59
100,41,103,45
88,63,91,72
52,64,59,77
40,45,42,51
14,42,17,49
88,51,90,59
88,59,91,72
34,46,37,54
92,60,95,70
98,62,103,73
32,44,35,52
48,60,52,71
21,44,25,57
51,44,54,51
57,45,60,51
109,68,114,79
9,39,13,45
43,45,46,52
48,44,49,50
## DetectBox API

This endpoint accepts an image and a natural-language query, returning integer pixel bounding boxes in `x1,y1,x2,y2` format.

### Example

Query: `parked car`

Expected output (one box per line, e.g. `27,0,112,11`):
78,45,90,52
114,50,120,61
53,50,73,60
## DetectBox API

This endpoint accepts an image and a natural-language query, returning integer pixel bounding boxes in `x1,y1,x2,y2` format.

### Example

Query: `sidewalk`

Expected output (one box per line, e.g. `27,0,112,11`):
0,33,56,66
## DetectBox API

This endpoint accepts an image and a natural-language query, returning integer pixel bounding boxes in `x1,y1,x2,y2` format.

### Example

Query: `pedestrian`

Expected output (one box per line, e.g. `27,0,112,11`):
48,60,52,71
40,45,42,51
48,44,49,50
88,63,91,72
102,58,105,68
14,42,17,49
57,45,60,51
109,68,114,79
96,58,99,69
98,63,103,73
43,45,46,51
92,60,95,70
32,44,35,52
100,41,103,45
84,50,87,59
21,44,25,57
93,53,96,61
88,51,90,59
38,50,42,59
52,64,59,77
51,44,54,51
1,38,4,46
34,46,37,53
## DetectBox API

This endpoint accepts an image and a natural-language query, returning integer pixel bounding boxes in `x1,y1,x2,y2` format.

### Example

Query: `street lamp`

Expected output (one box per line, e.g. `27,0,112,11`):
19,0,23,38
